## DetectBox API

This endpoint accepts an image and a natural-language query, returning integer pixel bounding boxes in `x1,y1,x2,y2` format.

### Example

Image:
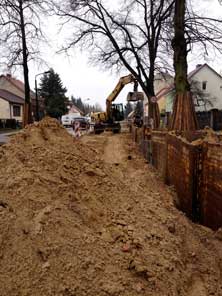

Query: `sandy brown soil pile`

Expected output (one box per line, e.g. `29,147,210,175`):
0,117,222,296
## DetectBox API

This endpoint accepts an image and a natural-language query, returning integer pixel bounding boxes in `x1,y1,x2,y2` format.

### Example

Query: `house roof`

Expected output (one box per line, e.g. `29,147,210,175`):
0,89,24,104
67,103,84,115
156,63,222,100
0,74,35,98
188,63,222,80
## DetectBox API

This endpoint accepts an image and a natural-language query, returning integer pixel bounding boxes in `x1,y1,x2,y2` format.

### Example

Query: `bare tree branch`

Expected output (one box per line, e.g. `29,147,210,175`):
0,0,50,125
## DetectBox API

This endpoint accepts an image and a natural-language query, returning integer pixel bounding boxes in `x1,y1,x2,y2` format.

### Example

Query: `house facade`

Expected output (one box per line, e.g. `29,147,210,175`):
143,72,173,123
0,89,24,122
0,74,45,120
154,72,174,94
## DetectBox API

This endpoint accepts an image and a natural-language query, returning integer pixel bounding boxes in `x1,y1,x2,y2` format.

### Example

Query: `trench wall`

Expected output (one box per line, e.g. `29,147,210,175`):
151,131,167,180
200,142,222,230
131,126,222,229
166,135,201,220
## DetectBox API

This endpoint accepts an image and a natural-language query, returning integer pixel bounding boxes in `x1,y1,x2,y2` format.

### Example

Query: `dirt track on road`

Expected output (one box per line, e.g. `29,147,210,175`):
0,119,222,296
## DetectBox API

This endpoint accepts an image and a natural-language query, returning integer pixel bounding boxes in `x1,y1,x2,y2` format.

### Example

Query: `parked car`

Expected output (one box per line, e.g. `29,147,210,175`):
61,114,79,127
61,113,82,127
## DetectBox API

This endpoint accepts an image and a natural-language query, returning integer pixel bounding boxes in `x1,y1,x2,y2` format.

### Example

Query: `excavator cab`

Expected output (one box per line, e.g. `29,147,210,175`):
110,103,124,122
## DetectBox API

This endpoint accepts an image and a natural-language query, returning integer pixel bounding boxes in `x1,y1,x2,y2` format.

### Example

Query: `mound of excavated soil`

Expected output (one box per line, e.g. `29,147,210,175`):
0,118,110,295
0,117,222,296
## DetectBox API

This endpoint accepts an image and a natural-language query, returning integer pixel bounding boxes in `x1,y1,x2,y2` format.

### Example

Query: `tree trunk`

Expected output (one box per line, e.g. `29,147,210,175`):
148,101,160,129
143,79,160,129
19,0,32,126
170,0,198,131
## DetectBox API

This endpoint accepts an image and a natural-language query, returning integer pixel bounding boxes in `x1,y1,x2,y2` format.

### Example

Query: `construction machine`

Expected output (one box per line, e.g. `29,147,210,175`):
92,74,144,134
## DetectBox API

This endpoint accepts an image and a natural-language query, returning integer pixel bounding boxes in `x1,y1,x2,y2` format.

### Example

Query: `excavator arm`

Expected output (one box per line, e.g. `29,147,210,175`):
106,74,137,119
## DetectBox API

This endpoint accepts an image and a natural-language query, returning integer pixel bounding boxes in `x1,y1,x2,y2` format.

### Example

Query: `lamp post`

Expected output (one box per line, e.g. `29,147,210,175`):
35,71,50,121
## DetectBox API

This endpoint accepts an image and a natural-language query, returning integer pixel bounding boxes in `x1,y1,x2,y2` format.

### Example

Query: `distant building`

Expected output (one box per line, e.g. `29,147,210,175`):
66,102,84,116
0,74,45,120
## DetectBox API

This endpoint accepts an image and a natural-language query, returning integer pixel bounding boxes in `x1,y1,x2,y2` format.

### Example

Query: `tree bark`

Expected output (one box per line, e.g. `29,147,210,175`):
19,0,32,126
148,101,160,129
170,0,198,131
148,58,160,129
142,79,160,129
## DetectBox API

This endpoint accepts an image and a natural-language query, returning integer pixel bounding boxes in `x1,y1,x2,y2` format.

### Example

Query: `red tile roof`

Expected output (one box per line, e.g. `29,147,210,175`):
0,89,24,104
0,74,35,98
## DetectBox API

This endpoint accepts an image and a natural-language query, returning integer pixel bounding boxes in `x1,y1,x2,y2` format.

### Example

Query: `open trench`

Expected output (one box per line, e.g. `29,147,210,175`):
81,131,222,296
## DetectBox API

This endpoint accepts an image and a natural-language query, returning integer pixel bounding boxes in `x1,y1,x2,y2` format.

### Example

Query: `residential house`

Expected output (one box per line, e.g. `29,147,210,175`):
67,102,84,116
154,71,174,94
143,71,173,124
0,89,24,123
157,64,222,113
156,64,222,129
0,74,45,120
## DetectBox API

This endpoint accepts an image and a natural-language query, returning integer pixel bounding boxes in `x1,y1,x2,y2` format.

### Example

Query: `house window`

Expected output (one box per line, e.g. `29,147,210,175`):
13,105,21,117
202,81,207,90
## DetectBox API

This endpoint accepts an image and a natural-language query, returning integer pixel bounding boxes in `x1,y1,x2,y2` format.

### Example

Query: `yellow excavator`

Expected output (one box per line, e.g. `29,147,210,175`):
92,74,144,134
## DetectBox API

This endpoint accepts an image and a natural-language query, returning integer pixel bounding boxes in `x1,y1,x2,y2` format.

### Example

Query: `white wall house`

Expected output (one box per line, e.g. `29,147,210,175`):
157,64,222,113
190,64,222,111
0,89,24,122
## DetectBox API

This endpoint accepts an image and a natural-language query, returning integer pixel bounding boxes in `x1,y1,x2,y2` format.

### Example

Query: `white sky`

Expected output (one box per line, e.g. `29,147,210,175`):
5,0,222,110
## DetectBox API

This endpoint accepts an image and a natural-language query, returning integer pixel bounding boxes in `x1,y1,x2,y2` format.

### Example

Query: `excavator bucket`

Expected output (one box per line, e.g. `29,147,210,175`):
127,91,144,102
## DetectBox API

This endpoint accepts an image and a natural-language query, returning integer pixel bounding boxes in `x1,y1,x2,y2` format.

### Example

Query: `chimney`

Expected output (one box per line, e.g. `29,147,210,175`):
6,74,12,78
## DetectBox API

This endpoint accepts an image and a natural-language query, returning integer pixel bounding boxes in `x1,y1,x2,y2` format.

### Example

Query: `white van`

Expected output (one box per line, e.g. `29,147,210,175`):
61,114,80,127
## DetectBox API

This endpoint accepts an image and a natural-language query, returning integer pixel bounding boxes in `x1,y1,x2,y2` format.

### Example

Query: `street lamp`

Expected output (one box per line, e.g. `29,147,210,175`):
35,70,50,121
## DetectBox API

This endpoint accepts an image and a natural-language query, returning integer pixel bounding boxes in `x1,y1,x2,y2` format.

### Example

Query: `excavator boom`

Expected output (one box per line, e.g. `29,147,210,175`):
106,74,136,105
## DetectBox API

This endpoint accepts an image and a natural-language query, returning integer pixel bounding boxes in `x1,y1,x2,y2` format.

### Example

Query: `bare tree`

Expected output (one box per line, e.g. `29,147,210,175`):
185,2,222,58
52,0,176,129
0,0,48,125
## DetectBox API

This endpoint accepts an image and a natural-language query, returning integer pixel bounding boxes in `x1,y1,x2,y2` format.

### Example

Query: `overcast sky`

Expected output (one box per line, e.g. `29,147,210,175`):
6,0,222,110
